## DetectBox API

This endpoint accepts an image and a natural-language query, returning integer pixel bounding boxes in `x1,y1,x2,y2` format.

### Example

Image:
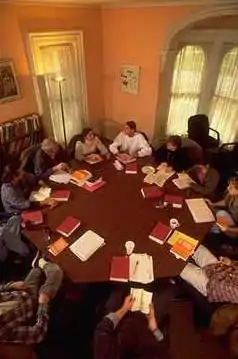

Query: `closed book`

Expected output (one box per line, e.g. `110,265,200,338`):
51,190,70,202
141,186,163,199
149,222,172,245
48,237,69,256
69,230,105,262
56,216,81,237
83,180,106,192
110,256,129,282
170,239,197,261
164,194,183,208
125,162,138,174
21,210,43,225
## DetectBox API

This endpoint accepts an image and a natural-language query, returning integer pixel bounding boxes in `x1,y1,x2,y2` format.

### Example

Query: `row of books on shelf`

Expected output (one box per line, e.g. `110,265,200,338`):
2,132,42,154
0,114,41,144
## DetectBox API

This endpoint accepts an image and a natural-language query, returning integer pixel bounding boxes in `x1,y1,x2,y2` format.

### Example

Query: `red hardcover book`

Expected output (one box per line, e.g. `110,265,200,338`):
141,186,163,199
51,190,70,202
56,216,81,237
21,210,43,225
83,180,106,192
149,222,172,245
110,256,129,282
164,194,183,208
125,162,138,174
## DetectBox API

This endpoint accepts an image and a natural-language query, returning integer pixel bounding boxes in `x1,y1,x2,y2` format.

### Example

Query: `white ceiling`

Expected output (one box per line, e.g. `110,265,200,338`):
2,0,238,6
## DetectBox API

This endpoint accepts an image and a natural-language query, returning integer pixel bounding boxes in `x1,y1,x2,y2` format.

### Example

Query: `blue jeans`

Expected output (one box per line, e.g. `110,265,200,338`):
0,216,29,261
210,210,235,236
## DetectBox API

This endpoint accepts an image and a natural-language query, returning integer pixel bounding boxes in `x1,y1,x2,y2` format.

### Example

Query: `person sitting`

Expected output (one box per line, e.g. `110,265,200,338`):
204,178,238,257
1,162,55,215
34,138,69,180
0,255,63,344
180,244,238,304
75,128,110,161
109,121,152,158
154,135,191,172
187,157,220,200
94,285,175,359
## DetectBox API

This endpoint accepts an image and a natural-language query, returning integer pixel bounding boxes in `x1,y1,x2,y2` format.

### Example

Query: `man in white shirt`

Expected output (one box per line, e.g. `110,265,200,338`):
109,121,152,158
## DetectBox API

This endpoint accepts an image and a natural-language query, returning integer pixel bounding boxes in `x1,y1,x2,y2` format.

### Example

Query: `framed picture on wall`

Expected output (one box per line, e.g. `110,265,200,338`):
0,59,20,103
120,65,140,95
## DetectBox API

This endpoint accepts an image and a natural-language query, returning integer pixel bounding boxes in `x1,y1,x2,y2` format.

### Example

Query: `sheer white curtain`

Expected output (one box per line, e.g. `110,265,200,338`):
167,45,205,135
40,43,84,144
209,47,238,143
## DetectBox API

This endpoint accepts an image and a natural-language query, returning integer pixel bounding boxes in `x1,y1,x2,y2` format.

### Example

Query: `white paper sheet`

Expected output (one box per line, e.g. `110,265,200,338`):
129,253,154,284
29,187,51,202
69,230,105,261
49,171,71,184
185,198,215,223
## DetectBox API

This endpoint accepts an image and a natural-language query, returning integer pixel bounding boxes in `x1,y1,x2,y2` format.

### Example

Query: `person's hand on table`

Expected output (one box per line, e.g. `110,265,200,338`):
9,281,28,291
146,304,158,332
53,162,67,172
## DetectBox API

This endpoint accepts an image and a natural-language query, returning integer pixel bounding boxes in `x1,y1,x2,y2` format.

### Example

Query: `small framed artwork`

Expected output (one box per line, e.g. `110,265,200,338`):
0,59,20,103
120,65,140,95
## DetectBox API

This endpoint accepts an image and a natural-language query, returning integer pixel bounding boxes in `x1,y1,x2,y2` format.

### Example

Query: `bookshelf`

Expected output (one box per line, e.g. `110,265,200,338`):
0,113,43,157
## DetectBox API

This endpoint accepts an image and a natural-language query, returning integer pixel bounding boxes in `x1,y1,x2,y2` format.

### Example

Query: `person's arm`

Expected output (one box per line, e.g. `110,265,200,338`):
190,171,219,197
94,296,134,359
109,133,123,155
34,151,54,179
74,141,84,161
10,303,49,344
6,186,31,212
96,137,109,156
137,135,152,157
146,304,164,342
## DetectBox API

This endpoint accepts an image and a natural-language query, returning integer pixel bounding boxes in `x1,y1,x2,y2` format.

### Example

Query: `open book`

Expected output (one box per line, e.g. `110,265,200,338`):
130,288,153,315
129,253,154,284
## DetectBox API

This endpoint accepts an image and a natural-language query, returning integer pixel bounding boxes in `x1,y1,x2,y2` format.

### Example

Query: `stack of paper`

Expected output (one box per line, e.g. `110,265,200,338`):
186,198,215,223
69,230,105,261
172,173,194,190
49,171,71,184
130,288,153,314
144,167,175,187
30,187,51,202
129,253,154,284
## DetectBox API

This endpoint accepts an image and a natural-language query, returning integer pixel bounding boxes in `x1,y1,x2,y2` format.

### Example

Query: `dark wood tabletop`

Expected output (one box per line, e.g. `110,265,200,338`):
24,158,212,283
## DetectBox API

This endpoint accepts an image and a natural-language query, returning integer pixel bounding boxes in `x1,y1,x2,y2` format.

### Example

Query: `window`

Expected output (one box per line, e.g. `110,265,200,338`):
209,47,238,143
166,45,205,136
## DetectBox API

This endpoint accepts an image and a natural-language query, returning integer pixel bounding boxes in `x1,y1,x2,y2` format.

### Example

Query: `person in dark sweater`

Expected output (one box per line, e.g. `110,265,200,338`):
187,157,220,200
34,138,69,180
154,135,191,172
94,284,175,359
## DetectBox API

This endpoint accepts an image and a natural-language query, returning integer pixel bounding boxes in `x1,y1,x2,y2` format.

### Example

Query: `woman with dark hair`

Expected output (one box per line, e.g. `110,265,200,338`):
75,128,109,161
154,135,191,172
1,161,55,215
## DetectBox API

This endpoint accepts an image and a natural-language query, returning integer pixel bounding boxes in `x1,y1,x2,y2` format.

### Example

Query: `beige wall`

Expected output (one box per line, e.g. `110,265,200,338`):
0,4,104,124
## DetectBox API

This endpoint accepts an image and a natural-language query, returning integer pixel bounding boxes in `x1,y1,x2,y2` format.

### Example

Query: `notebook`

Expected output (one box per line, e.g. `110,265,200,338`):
69,230,105,261
110,256,129,282
186,198,215,223
170,236,198,261
30,187,51,202
51,190,70,202
167,230,199,247
21,210,43,225
149,221,172,245
130,288,153,315
125,162,138,174
56,216,81,237
141,186,163,199
129,253,154,284
164,194,183,208
83,180,106,192
49,171,71,184
48,237,69,256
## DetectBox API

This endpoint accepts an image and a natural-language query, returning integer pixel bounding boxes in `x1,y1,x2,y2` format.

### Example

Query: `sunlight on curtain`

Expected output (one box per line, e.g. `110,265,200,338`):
40,43,84,144
167,45,205,136
209,47,238,143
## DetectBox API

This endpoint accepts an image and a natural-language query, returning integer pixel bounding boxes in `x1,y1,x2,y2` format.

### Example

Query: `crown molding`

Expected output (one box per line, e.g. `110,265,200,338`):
0,0,238,9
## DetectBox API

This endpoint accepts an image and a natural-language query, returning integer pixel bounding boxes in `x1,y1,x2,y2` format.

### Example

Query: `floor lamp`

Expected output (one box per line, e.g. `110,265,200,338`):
53,76,67,148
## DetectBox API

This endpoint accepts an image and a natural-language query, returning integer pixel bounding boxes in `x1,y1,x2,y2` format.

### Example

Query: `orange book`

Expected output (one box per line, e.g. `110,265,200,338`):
71,170,90,182
170,238,197,261
48,237,69,256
